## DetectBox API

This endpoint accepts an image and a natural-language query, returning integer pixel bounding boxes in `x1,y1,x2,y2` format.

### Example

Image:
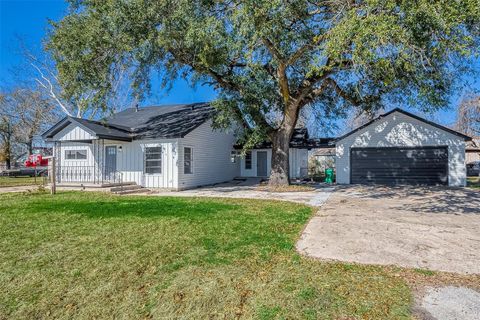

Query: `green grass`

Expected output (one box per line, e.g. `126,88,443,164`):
0,192,411,319
467,177,480,189
0,176,43,188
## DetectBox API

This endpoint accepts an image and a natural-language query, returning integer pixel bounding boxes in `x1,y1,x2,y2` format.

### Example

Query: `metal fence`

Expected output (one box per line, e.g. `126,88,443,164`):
58,166,123,184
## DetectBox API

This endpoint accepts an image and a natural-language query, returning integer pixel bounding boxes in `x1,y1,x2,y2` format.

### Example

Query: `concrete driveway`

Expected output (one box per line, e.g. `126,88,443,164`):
296,185,480,274
152,178,335,207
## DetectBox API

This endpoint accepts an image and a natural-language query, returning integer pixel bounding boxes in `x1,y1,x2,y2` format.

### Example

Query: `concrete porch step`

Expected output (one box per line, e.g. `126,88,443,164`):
110,184,143,192
57,181,137,188
113,188,150,195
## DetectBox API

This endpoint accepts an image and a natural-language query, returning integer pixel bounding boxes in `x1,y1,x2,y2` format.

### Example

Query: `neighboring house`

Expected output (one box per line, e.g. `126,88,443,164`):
466,138,480,163
335,108,471,187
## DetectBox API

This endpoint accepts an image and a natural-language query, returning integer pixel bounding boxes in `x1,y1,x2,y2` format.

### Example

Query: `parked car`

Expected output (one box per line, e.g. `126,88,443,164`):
466,161,480,176
0,167,48,177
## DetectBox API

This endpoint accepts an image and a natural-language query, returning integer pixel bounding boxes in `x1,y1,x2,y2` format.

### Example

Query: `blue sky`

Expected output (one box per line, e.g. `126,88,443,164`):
1,0,478,134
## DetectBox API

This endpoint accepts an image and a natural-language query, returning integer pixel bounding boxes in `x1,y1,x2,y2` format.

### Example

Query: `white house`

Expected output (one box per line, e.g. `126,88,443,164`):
335,108,471,187
43,103,317,190
43,104,470,189
236,128,320,179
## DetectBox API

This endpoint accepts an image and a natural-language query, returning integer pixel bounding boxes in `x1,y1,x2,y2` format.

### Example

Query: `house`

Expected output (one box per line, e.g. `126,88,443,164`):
335,108,471,186
43,103,242,190
234,128,331,179
43,104,471,189
42,103,318,190
466,138,480,163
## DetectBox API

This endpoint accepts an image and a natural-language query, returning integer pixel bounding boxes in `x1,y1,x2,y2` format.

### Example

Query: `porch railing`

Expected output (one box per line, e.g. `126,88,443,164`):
58,166,123,184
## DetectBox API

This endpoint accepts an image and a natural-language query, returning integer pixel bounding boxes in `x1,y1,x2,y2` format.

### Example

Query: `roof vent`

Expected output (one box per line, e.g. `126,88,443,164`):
135,104,139,112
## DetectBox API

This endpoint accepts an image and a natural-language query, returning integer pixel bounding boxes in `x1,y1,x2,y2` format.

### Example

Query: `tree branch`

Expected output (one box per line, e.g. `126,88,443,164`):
262,38,291,104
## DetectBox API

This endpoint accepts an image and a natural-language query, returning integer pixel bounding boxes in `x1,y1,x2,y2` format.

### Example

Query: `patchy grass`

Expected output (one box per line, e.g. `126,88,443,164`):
256,184,316,192
467,177,480,189
0,192,411,319
0,176,44,188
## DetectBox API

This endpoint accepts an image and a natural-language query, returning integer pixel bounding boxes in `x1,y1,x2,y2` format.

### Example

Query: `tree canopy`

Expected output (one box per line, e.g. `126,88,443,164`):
48,0,480,184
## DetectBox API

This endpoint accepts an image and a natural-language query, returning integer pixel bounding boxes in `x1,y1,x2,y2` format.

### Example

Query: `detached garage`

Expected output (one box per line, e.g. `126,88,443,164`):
336,108,471,187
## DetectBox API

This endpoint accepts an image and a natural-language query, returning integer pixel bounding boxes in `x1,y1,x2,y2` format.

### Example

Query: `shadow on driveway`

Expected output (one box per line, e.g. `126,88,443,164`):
335,185,480,215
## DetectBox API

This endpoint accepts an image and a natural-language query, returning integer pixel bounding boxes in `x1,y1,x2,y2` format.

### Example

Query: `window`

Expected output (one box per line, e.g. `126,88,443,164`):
245,151,252,169
65,149,87,160
145,146,162,174
230,150,237,163
184,147,193,174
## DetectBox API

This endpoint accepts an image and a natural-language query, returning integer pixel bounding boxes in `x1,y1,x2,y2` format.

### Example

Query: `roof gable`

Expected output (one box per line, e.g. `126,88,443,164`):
42,103,214,142
336,108,472,142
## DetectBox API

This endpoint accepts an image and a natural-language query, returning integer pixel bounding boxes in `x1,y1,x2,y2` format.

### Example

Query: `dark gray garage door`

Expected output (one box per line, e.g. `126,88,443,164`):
351,147,448,185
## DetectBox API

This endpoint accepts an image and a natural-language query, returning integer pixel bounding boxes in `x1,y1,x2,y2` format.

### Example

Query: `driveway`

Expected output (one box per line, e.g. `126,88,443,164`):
152,178,334,206
296,185,480,274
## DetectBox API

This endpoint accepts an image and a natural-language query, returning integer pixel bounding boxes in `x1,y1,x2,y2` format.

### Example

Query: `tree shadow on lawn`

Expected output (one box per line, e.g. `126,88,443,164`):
21,195,241,219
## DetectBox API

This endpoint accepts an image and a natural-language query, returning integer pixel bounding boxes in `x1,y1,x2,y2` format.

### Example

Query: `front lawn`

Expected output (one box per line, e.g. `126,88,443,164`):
0,192,411,319
0,176,43,188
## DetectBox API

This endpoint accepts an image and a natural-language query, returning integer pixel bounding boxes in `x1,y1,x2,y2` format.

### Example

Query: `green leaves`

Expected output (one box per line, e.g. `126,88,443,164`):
48,0,480,133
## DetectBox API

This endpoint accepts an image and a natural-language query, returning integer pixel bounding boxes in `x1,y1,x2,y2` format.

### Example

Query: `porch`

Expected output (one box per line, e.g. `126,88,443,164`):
53,139,126,186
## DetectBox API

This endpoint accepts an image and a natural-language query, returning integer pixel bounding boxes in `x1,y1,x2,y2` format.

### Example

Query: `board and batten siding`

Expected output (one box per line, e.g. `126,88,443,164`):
239,148,308,179
56,123,96,141
336,111,467,186
177,120,239,190
57,142,95,167
54,123,179,188
113,140,178,189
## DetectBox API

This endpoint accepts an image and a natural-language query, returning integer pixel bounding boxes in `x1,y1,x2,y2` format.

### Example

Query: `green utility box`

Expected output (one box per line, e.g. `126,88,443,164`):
325,168,334,184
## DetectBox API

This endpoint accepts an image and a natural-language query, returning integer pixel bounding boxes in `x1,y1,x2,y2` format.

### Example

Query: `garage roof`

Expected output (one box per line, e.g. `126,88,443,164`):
336,108,472,142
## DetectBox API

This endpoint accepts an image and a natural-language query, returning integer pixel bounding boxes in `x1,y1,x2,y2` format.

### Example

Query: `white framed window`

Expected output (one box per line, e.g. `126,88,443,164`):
245,151,252,169
230,150,237,163
145,146,162,174
65,149,87,160
184,147,193,174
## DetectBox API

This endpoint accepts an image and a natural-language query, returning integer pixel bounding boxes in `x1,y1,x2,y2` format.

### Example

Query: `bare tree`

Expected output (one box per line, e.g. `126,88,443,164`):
0,88,57,163
8,89,58,154
0,94,16,169
340,107,386,134
455,93,480,136
15,38,135,119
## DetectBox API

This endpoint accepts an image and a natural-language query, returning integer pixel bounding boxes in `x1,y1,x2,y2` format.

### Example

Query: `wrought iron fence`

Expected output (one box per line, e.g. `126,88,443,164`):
58,166,123,184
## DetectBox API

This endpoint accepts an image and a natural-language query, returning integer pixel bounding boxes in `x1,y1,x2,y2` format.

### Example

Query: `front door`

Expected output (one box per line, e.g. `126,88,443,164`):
104,146,117,181
256,151,268,177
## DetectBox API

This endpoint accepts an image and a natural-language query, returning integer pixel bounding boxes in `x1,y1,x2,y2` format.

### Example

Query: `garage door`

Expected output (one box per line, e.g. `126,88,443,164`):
351,147,448,185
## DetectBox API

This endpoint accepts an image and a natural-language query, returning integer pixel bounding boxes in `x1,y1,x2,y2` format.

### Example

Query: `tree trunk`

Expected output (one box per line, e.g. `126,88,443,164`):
269,126,294,186
27,138,33,155
5,139,11,170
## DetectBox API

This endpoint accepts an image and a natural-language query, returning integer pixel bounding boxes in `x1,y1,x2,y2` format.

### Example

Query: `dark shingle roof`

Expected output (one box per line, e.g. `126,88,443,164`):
43,103,215,141
234,128,335,150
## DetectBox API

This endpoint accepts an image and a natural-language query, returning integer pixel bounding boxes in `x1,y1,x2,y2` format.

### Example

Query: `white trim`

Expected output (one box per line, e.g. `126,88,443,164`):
183,146,194,174
144,145,163,175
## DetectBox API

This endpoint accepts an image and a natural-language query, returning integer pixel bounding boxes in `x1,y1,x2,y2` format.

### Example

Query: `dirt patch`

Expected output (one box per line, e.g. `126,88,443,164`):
297,185,480,275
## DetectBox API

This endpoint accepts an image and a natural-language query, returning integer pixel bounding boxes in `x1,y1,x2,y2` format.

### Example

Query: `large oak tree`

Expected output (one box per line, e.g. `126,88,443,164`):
48,0,480,185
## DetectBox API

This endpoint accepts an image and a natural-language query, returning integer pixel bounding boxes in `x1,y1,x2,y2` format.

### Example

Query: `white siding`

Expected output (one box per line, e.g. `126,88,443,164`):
177,120,239,189
239,148,308,179
110,139,179,189
58,142,95,167
336,111,467,186
56,123,96,141
55,142,96,183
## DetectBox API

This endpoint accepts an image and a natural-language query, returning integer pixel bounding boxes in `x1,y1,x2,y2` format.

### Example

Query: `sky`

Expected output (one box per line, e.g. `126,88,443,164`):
1,0,479,135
